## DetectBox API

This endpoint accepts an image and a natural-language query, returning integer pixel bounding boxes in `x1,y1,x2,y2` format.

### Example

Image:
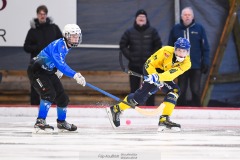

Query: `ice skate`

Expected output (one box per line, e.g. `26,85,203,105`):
57,120,77,132
106,105,122,128
33,118,54,134
157,115,181,132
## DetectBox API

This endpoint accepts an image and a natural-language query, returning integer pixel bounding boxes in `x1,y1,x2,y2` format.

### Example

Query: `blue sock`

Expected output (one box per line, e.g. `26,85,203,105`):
37,99,51,119
57,107,67,121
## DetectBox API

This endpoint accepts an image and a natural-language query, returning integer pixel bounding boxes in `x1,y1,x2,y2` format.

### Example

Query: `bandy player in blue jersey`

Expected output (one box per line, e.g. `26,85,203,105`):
27,24,86,133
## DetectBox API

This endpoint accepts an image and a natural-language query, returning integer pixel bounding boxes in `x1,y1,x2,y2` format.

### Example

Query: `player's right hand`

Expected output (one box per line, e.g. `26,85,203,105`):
144,73,163,87
74,73,86,86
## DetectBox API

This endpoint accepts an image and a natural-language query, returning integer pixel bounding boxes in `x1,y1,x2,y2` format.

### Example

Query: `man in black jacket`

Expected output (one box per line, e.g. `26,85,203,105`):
24,5,63,105
119,9,162,106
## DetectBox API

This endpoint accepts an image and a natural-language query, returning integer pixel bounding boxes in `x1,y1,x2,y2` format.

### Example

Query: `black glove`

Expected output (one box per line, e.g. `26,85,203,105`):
201,64,209,74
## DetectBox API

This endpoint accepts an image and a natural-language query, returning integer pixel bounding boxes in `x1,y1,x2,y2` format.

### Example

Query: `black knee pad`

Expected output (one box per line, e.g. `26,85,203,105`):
40,89,56,103
164,92,179,105
31,76,56,103
55,92,69,108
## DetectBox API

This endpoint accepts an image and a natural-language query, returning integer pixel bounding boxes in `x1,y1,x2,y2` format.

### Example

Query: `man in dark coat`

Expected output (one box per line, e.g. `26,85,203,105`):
24,5,63,105
168,7,210,106
119,9,162,106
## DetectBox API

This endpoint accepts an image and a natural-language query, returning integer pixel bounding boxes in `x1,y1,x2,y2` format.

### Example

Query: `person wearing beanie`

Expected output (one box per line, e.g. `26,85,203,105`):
119,9,162,106
135,9,147,18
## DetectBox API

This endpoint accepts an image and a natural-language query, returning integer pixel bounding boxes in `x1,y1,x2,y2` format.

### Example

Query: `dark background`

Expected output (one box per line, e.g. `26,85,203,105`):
0,0,240,106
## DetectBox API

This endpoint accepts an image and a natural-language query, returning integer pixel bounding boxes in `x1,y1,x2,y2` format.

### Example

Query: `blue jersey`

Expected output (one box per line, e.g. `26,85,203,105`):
37,38,76,78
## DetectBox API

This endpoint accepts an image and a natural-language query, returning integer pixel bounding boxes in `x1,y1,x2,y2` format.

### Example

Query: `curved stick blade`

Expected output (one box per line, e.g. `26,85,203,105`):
135,103,165,116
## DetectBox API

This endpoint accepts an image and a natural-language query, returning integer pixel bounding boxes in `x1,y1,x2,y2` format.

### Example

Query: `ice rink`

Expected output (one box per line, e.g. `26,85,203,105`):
0,105,240,160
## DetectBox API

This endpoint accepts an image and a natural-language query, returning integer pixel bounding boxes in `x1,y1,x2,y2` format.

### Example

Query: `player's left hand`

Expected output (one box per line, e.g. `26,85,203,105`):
55,70,63,79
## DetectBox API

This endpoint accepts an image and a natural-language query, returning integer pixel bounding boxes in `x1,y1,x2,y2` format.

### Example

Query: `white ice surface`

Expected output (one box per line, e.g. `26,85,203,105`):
0,107,239,160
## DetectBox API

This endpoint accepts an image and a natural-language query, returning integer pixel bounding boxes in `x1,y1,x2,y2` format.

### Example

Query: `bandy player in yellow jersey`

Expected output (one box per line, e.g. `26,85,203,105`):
106,37,191,131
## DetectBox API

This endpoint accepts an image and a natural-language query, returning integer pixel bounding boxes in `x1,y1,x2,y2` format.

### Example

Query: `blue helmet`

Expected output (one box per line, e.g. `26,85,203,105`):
174,37,191,50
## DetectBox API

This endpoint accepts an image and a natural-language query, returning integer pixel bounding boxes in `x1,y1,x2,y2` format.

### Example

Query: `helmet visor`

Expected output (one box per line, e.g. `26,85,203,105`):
175,48,189,62
66,33,82,47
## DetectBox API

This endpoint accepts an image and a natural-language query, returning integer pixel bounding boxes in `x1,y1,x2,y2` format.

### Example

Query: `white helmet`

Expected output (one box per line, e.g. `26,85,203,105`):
63,24,82,47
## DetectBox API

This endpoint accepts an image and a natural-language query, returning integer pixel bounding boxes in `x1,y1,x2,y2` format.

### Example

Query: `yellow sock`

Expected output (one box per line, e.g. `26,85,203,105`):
162,101,175,116
117,96,131,111
159,102,175,122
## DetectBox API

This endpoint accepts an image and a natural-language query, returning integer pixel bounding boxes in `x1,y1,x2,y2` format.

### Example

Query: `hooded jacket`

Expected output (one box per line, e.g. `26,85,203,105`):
119,17,162,71
168,19,210,69
24,17,63,59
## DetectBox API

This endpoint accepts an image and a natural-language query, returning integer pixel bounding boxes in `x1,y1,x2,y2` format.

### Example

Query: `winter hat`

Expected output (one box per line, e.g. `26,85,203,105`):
135,9,147,17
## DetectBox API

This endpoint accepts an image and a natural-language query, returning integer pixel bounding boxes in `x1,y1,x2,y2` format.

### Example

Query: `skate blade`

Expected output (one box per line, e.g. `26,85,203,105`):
171,127,181,132
58,129,78,133
157,126,166,132
32,128,54,134
106,107,116,129
157,126,181,132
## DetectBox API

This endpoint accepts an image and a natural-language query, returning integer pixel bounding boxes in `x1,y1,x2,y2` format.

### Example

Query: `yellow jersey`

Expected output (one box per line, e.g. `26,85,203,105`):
144,46,191,82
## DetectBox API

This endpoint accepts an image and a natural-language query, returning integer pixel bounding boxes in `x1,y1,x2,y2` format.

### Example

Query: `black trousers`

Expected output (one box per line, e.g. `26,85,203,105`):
129,66,155,106
30,86,40,105
177,69,202,106
129,78,180,106
27,65,69,107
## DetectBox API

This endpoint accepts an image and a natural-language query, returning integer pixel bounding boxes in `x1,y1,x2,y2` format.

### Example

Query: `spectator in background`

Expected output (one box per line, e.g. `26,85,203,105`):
24,5,63,105
119,9,162,106
168,7,210,106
